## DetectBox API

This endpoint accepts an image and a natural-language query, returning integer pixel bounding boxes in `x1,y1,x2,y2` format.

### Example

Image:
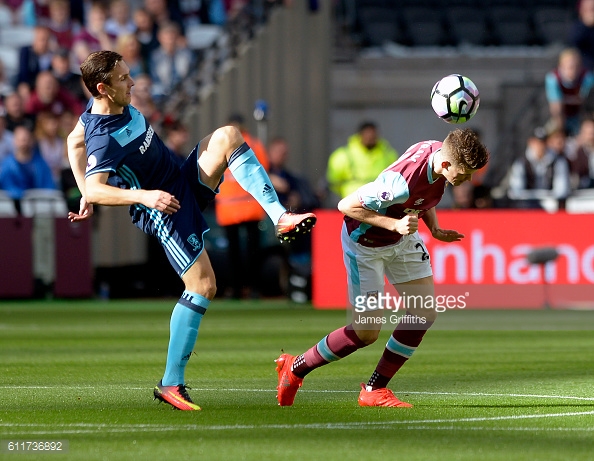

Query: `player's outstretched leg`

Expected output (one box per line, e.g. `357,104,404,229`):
198,127,317,242
275,326,369,406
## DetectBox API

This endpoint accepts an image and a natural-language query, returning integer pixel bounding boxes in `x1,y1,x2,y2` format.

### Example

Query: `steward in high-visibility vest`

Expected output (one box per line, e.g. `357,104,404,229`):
326,122,398,199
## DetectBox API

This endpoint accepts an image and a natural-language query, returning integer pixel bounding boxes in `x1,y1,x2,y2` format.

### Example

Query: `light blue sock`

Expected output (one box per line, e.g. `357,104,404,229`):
162,291,210,386
228,144,286,224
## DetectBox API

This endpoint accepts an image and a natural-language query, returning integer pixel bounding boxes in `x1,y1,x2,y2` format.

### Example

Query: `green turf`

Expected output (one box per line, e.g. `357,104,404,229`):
1,300,593,461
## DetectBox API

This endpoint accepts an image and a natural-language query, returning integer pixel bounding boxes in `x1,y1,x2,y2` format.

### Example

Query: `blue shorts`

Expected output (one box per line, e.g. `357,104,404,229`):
131,144,218,277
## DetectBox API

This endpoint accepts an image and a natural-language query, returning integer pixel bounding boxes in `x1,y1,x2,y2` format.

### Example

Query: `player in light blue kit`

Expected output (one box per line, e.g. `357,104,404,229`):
67,51,316,410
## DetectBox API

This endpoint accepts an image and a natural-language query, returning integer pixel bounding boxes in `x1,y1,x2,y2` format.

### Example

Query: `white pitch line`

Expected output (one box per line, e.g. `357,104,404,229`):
1,410,594,435
3,386,594,402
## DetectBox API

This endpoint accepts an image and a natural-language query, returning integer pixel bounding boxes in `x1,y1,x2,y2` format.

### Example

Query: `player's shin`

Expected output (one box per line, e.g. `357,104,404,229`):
366,313,434,390
227,143,286,223
162,291,210,386
291,325,368,377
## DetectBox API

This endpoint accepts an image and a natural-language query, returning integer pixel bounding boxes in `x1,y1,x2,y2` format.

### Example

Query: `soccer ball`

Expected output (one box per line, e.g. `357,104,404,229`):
430,74,480,124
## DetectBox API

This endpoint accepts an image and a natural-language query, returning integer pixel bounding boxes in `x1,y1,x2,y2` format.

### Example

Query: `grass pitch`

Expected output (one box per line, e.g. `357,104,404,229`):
1,300,593,461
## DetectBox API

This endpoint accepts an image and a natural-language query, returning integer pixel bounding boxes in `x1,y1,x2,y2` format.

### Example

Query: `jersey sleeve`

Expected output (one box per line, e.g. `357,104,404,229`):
357,170,409,211
84,131,122,178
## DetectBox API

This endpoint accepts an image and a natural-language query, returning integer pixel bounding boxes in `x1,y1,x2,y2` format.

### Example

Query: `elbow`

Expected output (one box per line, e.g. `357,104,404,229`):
84,187,98,204
337,197,349,215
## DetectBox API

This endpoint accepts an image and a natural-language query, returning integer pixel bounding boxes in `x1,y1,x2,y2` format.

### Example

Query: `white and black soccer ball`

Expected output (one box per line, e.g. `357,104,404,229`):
430,74,480,124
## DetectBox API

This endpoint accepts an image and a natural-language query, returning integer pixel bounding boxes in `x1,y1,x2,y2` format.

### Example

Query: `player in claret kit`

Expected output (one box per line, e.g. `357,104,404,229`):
67,50,316,411
276,128,488,407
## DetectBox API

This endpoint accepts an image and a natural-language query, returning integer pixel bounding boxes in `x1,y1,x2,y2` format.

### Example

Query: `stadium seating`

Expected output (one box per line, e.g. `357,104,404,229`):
445,7,491,47
357,6,404,47
534,7,575,45
401,7,446,47
0,190,17,217
20,189,69,218
0,25,34,48
350,0,576,48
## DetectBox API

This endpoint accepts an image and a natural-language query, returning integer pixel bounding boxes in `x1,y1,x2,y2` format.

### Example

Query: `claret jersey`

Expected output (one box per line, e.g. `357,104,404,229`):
80,104,179,191
345,140,446,248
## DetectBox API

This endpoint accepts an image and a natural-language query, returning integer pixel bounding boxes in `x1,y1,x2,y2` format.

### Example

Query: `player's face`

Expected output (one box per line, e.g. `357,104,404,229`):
105,61,134,107
444,163,476,186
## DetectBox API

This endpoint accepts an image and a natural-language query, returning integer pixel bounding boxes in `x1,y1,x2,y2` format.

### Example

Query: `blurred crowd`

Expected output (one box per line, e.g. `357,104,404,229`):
0,0,279,207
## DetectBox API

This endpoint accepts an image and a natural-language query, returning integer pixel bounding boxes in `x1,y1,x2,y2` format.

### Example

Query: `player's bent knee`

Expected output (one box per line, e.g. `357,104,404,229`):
354,328,381,345
409,309,438,324
212,125,243,151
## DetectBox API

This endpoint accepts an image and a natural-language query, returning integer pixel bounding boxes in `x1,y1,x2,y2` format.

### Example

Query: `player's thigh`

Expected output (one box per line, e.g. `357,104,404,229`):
197,127,244,191
393,276,437,323
384,233,436,321
341,229,386,340
384,233,433,286
342,227,387,306
182,250,217,299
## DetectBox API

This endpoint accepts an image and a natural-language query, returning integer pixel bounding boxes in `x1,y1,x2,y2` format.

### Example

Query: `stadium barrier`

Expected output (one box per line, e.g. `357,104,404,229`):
0,217,92,299
312,210,594,309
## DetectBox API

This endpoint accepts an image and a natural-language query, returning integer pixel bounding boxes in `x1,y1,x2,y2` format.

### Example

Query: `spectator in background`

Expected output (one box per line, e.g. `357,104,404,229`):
149,21,195,102
268,136,320,301
163,117,189,166
0,60,15,99
34,111,65,185
72,3,115,68
116,34,147,79
508,126,571,209
268,136,320,213
545,48,594,136
566,116,594,189
51,49,86,103
0,125,55,200
144,0,184,32
130,73,162,128
178,0,227,27
473,184,493,209
0,112,14,164
326,121,398,199
16,26,55,98
215,113,268,299
3,92,35,133
105,0,136,38
133,7,160,65
24,71,84,117
45,0,77,50
568,0,594,71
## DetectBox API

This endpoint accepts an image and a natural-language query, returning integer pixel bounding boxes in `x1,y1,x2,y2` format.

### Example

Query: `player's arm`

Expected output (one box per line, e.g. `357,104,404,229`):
67,120,94,222
84,172,181,214
422,207,464,242
337,192,418,235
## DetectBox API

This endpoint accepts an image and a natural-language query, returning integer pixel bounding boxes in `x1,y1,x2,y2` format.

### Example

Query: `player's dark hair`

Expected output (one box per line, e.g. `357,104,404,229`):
444,128,489,170
80,51,123,98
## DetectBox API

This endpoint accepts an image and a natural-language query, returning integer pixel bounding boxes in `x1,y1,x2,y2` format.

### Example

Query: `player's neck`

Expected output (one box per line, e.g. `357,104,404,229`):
90,97,125,116
431,152,443,180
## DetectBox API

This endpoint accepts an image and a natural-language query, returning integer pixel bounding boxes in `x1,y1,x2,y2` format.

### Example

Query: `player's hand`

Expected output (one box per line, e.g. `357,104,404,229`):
432,228,464,242
394,214,418,235
68,197,94,222
144,190,181,214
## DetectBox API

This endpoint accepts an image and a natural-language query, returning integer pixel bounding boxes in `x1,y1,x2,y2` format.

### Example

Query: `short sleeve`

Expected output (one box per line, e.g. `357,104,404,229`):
357,170,409,211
